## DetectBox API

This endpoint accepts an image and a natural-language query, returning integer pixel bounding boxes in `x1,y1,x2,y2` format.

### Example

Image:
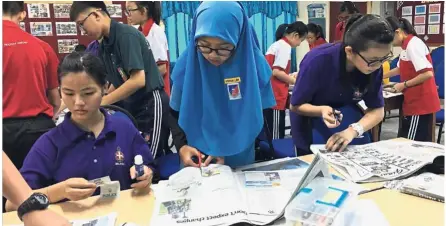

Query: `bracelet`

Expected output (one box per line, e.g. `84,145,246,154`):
404,80,409,88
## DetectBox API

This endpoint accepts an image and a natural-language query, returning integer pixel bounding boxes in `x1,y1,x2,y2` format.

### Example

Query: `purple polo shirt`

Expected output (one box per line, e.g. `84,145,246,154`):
86,40,99,56
290,43,384,152
20,108,154,193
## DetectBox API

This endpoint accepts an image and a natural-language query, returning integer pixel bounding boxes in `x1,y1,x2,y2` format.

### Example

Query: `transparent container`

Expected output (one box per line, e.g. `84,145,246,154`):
285,177,355,226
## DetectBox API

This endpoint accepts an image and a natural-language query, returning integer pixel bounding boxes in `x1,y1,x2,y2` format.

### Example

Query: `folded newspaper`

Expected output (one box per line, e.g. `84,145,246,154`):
311,140,444,183
150,156,331,226
384,173,444,203
8,212,117,226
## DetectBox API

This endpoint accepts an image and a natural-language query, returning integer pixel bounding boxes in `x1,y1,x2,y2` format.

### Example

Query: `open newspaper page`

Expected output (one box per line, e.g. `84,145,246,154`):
150,164,249,226
7,213,117,226
311,140,444,183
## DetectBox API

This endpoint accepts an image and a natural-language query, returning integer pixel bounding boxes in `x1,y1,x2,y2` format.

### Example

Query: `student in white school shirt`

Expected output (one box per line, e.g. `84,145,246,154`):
126,1,171,97
126,1,173,158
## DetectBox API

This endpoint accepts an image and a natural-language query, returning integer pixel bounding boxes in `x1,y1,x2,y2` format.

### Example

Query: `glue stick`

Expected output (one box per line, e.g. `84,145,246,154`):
134,155,144,178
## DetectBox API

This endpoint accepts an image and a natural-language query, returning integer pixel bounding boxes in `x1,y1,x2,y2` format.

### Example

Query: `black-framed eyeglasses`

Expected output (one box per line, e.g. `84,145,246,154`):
124,7,141,17
356,51,394,67
78,11,96,31
196,45,235,57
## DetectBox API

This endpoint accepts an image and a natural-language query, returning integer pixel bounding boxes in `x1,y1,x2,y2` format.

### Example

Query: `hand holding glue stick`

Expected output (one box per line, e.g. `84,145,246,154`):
130,155,153,189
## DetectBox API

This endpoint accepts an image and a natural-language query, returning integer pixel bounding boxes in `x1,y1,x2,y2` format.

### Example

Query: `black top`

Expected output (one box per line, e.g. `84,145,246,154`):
100,20,164,111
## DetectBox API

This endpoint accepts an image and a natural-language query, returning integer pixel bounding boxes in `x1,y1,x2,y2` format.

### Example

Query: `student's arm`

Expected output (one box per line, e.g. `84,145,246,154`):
273,69,296,84
48,89,61,117
169,85,188,151
101,33,152,106
405,70,434,87
383,67,400,79
43,42,61,115
107,83,116,94
405,39,435,87
271,43,294,84
158,64,167,76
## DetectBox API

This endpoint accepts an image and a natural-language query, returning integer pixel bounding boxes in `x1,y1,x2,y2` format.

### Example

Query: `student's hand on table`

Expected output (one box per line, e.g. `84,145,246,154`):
321,106,342,128
179,145,201,167
203,156,225,166
325,127,356,152
23,209,71,226
62,178,97,201
130,165,153,189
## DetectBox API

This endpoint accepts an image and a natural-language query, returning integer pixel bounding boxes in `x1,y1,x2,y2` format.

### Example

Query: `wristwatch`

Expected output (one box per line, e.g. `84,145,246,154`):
17,193,49,221
349,123,364,138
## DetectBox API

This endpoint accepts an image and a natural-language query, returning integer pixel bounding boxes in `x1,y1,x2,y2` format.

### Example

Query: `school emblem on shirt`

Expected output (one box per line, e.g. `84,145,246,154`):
115,147,125,166
352,88,363,101
227,83,242,100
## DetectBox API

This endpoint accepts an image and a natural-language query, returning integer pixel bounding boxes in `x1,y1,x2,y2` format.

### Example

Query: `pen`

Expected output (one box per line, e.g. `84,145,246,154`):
198,152,203,176
358,186,385,195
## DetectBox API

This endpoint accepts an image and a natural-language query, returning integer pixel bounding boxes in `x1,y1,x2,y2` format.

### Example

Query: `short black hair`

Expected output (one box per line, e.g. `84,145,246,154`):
130,1,161,25
340,1,359,14
307,23,325,39
343,14,394,52
74,44,87,52
3,1,24,16
69,1,109,21
59,52,107,87
275,21,308,41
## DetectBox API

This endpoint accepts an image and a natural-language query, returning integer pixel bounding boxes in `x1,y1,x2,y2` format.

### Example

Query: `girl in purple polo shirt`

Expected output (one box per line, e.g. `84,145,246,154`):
290,14,394,153
6,53,154,209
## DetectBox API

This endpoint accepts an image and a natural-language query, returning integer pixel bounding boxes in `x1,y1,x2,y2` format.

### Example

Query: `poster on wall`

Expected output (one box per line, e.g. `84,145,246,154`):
402,16,413,23
56,22,78,36
429,3,441,14
19,22,26,31
27,3,50,18
402,6,413,16
428,14,441,24
414,15,426,24
30,22,53,36
106,4,123,18
415,5,426,15
428,24,440,34
414,25,425,35
57,39,79,53
54,4,71,18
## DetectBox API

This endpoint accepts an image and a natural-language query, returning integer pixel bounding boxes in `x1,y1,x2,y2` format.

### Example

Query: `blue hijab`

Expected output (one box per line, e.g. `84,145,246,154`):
170,1,275,158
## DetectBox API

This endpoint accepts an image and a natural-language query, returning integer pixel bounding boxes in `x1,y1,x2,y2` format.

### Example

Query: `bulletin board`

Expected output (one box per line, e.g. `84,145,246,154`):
397,1,444,46
20,1,127,60
307,3,327,39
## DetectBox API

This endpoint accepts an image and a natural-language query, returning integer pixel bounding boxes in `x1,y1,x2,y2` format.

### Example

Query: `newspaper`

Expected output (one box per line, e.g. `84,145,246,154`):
8,213,117,226
150,155,331,226
311,140,444,183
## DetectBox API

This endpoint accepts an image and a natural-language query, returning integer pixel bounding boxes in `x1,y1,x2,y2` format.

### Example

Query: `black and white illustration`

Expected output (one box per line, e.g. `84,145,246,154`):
53,3,71,18
56,22,78,36
27,3,50,18
106,4,123,18
58,39,79,54
30,22,53,36
159,199,192,220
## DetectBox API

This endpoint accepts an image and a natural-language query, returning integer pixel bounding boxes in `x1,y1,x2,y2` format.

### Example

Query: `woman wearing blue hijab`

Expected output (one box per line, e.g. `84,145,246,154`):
169,1,275,168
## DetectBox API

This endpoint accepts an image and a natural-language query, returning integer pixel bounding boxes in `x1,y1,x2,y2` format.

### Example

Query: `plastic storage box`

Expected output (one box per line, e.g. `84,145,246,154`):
284,177,356,226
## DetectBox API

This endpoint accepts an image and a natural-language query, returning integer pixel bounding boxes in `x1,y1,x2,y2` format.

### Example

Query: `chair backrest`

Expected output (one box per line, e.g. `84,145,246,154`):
431,46,444,69
389,56,400,83
102,105,139,128
434,60,445,99
312,104,372,145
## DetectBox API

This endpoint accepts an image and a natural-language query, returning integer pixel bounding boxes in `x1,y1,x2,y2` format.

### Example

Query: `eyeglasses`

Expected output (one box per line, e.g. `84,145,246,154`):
124,7,141,17
78,11,96,32
196,45,234,57
356,51,394,67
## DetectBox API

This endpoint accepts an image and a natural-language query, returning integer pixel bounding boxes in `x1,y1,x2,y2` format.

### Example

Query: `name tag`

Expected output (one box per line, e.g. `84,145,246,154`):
224,77,241,84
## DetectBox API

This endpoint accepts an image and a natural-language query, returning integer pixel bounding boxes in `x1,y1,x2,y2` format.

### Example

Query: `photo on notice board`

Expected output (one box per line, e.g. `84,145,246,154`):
414,15,426,25
30,22,53,36
415,5,427,15
19,22,26,31
53,4,71,18
402,6,413,16
106,4,123,18
429,3,441,14
428,14,441,24
27,3,50,18
428,24,440,34
56,22,78,36
414,25,425,35
57,39,79,54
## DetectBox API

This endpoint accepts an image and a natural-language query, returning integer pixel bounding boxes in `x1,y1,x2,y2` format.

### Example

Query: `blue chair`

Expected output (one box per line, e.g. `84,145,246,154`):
431,46,444,69
389,56,400,83
434,60,444,143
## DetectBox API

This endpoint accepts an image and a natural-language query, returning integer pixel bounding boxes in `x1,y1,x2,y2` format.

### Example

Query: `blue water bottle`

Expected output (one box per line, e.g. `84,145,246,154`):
134,155,144,178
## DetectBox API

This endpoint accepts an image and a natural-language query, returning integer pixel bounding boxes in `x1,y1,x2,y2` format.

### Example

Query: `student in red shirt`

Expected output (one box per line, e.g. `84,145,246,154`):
264,22,308,139
3,1,60,169
307,23,327,50
384,16,441,141
334,1,359,42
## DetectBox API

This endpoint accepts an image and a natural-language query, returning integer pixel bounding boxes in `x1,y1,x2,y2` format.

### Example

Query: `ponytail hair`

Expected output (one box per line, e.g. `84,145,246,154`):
275,21,308,41
134,1,161,25
385,16,417,36
343,14,394,52
307,23,325,39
